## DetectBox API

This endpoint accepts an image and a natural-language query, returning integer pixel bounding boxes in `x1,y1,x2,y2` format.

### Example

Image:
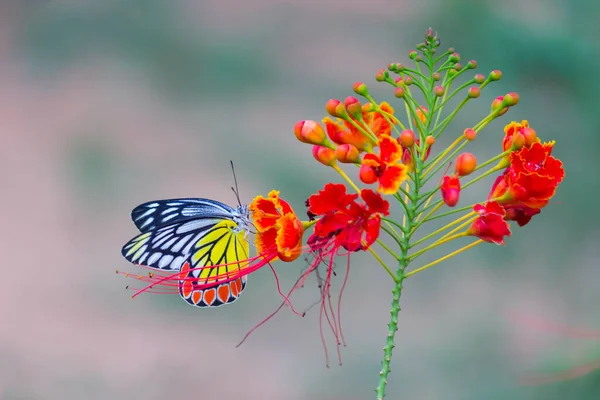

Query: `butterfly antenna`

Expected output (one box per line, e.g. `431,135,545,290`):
230,160,242,207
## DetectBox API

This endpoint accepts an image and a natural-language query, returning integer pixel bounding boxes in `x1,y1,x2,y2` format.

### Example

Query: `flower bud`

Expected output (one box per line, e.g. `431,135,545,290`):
312,145,336,166
353,82,369,96
395,77,404,85
490,70,502,81
395,63,405,72
408,50,418,59
464,128,477,141
394,87,406,98
503,92,519,106
398,129,415,147
448,69,458,77
510,132,526,151
434,86,445,96
344,96,363,119
474,74,485,84
520,127,538,146
441,175,461,207
454,63,463,70
362,102,376,113
432,72,441,81
326,99,348,118
414,55,423,62
294,120,327,145
415,106,428,124
467,60,477,69
425,135,435,146
387,62,397,72
449,52,460,63
468,87,480,98
404,76,413,86
447,47,455,52
376,68,389,82
335,144,360,163
455,153,477,176
491,96,508,116
359,164,377,184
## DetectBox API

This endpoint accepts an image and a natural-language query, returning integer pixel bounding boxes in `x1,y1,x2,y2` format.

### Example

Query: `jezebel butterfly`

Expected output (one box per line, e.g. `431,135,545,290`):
121,198,252,307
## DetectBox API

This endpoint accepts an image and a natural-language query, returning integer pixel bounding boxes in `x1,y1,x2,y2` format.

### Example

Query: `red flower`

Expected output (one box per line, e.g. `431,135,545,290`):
504,204,541,227
249,190,304,262
440,175,461,207
359,135,408,194
307,183,390,252
467,201,511,245
491,142,565,209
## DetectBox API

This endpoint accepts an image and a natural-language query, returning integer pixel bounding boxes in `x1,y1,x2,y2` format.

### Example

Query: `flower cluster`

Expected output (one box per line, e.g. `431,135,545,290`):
120,29,565,398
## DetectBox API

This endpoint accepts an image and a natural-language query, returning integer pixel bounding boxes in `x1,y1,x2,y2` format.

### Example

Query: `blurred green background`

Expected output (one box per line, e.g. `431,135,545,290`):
2,0,599,399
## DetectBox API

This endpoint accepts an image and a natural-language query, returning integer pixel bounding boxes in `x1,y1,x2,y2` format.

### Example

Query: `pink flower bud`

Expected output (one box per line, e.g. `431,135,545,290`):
521,127,538,147
344,96,362,119
312,146,336,166
474,74,485,84
394,87,406,98
490,70,502,81
376,68,389,82
408,50,418,59
335,144,360,163
432,72,441,81
454,63,463,70
362,102,376,113
467,60,477,69
404,76,413,86
353,82,368,96
468,87,480,98
398,129,415,147
464,128,477,141
434,86,445,96
503,92,519,106
326,99,348,118
294,120,326,145
491,96,508,116
441,175,461,207
449,52,460,63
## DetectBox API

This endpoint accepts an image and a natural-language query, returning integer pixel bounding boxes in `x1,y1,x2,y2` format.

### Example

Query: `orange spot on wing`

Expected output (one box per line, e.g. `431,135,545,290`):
182,281,193,298
231,279,240,297
179,261,190,279
192,290,202,305
217,284,230,303
203,288,216,306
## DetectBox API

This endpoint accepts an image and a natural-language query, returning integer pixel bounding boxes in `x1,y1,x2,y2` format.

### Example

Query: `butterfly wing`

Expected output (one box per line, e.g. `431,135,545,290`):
131,198,237,233
178,220,250,307
121,216,232,271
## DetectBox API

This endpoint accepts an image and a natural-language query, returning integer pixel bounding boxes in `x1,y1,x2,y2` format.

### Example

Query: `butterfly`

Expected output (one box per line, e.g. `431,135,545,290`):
121,197,253,307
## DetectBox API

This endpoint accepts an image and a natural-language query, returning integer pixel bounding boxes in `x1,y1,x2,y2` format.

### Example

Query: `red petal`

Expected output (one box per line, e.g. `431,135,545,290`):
307,183,358,215
361,189,390,216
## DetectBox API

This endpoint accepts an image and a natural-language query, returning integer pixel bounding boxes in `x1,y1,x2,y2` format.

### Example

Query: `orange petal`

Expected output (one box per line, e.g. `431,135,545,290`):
378,164,408,195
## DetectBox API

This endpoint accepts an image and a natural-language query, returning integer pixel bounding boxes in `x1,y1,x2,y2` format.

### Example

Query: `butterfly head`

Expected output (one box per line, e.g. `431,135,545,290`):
232,204,252,235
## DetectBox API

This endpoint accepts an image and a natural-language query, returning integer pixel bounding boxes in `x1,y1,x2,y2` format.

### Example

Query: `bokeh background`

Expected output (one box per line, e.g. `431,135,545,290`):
2,0,599,399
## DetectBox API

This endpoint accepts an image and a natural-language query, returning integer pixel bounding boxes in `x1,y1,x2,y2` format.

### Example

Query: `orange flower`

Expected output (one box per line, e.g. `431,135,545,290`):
360,135,408,194
322,102,396,151
249,190,304,262
491,142,565,209
467,201,511,245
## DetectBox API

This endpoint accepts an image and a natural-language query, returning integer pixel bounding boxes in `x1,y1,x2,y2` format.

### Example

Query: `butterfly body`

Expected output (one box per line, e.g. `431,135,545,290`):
122,198,252,307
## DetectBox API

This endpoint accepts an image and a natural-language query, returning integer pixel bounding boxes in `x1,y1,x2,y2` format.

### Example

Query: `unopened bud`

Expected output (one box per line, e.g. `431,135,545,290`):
425,135,435,146
467,60,477,69
490,70,502,81
504,92,519,106
491,96,508,116
455,153,477,176
359,164,378,184
510,132,526,151
463,128,477,141
468,87,480,98
394,87,406,98
408,50,418,59
353,82,369,96
376,68,389,82
448,69,458,77
398,129,415,147
432,72,441,81
404,76,413,86
441,175,461,207
362,102,376,113
335,144,360,163
449,52,460,63
344,96,363,119
326,99,348,118
454,63,463,70
312,146,336,166
434,86,445,97
520,127,538,146
294,120,327,145
415,106,428,124
414,55,423,62
474,74,485,84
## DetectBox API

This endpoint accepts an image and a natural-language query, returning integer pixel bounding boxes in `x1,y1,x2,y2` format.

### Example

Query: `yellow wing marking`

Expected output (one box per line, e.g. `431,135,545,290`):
125,232,151,257
189,220,250,285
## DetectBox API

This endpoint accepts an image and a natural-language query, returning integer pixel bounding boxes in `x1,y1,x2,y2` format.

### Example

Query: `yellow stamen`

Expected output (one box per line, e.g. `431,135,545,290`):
405,239,483,278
